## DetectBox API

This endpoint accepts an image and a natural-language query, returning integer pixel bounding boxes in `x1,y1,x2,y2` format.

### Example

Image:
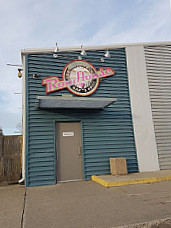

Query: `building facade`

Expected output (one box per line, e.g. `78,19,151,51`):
21,41,171,187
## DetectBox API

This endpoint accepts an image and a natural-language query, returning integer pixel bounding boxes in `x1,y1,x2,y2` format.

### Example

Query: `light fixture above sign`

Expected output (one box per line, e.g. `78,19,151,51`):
42,60,115,96
104,50,110,58
53,42,59,58
54,42,58,53
80,45,86,56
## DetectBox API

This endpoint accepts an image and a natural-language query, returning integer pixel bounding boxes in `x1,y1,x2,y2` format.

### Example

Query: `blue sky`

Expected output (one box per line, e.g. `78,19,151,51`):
0,0,171,135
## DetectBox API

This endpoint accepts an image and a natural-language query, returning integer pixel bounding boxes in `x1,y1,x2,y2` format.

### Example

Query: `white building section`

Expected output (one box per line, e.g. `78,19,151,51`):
126,45,160,172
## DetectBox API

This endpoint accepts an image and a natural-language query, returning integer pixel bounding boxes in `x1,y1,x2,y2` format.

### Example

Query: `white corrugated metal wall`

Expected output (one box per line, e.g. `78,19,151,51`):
144,45,171,169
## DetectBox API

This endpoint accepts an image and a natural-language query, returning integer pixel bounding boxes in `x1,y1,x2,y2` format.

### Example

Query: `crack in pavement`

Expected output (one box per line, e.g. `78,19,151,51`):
21,187,27,228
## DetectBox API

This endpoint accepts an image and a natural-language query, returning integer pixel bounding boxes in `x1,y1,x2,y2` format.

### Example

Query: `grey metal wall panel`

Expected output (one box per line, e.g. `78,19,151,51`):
144,45,171,170
25,49,138,187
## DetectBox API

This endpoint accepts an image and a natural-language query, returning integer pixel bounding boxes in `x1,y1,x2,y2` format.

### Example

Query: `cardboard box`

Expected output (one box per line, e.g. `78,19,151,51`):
110,157,128,175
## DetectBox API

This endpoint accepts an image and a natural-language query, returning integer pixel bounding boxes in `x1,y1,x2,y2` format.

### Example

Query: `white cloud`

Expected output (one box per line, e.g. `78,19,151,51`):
87,0,171,45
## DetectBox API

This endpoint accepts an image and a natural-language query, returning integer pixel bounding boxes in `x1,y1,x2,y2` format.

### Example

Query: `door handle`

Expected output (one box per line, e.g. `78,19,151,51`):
78,145,82,157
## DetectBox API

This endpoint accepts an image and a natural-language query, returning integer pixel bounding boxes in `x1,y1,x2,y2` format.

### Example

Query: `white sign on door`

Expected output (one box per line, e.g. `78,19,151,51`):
63,132,74,137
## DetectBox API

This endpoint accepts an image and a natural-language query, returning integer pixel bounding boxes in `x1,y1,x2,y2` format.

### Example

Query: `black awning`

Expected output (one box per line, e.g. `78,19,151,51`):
37,96,117,109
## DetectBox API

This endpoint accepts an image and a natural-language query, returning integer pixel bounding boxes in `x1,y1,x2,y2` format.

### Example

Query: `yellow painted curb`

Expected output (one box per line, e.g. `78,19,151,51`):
91,176,109,187
91,175,171,187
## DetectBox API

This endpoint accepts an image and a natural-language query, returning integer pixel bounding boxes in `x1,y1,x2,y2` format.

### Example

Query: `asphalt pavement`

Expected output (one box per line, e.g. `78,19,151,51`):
0,184,25,228
24,181,171,228
0,180,171,228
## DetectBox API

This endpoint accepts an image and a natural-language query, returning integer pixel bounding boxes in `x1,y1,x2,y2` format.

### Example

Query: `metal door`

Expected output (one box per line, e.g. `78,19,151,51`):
56,122,82,182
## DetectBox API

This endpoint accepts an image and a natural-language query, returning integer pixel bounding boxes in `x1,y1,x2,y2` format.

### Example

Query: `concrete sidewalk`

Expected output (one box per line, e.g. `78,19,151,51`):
23,180,171,228
0,184,25,228
92,170,171,187
0,180,170,228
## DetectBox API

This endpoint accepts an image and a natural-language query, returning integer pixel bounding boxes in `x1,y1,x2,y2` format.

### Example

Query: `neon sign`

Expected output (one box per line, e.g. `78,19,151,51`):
42,60,115,96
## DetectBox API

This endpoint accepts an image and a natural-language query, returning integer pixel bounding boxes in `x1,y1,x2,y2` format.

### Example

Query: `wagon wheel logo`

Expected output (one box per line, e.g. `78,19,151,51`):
63,60,99,96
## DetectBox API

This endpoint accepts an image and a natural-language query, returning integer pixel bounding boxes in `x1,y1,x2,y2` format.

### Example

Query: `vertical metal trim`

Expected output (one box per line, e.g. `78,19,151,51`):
55,122,60,183
53,121,57,184
25,54,29,187
81,121,86,180
21,54,26,182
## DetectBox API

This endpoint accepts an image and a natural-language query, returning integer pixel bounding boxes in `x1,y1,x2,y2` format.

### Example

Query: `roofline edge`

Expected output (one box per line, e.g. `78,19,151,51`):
21,40,171,55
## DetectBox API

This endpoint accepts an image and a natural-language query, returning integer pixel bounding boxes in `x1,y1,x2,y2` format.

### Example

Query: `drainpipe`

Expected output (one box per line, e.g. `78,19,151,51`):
19,54,26,185
18,140,25,184
18,106,25,185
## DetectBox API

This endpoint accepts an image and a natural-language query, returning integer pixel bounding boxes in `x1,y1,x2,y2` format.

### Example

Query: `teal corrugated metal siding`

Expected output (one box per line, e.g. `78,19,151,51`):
25,49,138,187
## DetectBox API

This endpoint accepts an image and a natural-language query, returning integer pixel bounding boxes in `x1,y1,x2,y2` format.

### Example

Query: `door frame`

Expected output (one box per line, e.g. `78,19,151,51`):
55,121,84,183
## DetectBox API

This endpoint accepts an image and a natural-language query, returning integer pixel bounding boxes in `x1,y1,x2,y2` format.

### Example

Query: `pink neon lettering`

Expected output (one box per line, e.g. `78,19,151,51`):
44,78,58,91
65,81,69,86
69,79,77,85
42,66,115,94
99,69,105,76
77,71,85,82
105,69,112,75
92,74,97,79
57,82,66,88
85,74,92,81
